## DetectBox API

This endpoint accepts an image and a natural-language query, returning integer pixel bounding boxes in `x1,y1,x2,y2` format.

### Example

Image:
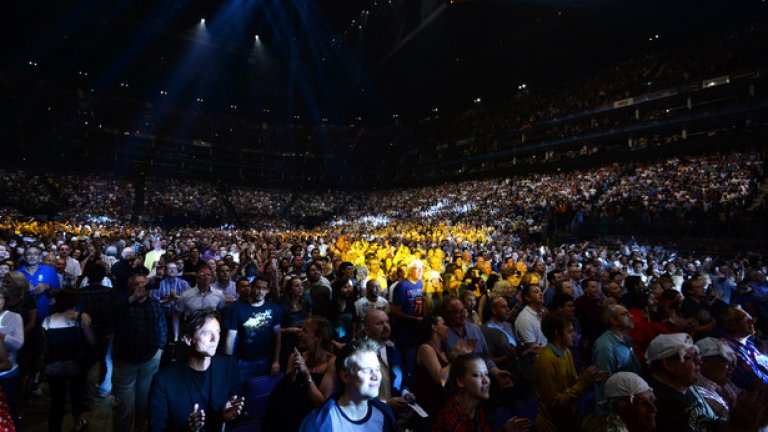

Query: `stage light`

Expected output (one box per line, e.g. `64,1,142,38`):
255,35,260,41
200,18,206,25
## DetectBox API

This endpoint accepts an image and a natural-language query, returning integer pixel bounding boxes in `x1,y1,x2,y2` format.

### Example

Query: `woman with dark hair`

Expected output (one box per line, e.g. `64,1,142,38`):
149,309,243,432
330,278,356,348
280,276,311,369
41,289,96,432
264,317,336,432
433,353,532,432
413,315,451,426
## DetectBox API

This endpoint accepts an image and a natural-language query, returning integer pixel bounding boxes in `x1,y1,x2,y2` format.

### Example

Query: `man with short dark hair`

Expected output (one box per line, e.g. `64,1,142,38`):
212,264,237,300
300,338,396,431
680,277,717,339
149,309,243,432
443,296,514,388
514,285,547,350
225,275,282,381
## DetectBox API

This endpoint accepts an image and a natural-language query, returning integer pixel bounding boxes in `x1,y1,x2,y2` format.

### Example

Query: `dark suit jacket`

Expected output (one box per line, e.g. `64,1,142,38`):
149,354,240,432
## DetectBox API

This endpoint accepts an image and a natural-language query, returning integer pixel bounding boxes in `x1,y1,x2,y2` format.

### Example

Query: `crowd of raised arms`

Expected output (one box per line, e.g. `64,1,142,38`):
0,167,767,432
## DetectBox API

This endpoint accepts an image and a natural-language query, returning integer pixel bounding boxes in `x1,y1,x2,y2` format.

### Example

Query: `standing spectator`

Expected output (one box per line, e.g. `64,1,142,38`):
182,247,205,287
592,304,642,411
0,282,24,427
719,306,768,391
212,264,237,301
53,258,76,290
533,312,607,432
19,246,59,322
280,276,311,368
413,315,451,421
695,337,741,418
680,278,718,339
646,333,724,431
391,260,426,353
57,244,82,280
514,285,548,350
112,274,167,432
148,309,244,432
173,267,225,342
432,353,531,432
442,297,514,388
362,310,404,405
225,275,282,382
581,372,656,432
304,262,332,319
77,262,115,399
42,289,95,432
300,339,396,432
354,280,390,320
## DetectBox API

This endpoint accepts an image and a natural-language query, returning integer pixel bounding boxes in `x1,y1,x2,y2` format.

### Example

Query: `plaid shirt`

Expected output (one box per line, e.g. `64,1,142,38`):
721,336,768,390
433,395,491,432
697,375,740,416
113,297,167,364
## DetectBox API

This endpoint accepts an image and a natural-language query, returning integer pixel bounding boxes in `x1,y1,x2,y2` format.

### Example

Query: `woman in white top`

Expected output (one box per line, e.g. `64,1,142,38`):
0,274,26,427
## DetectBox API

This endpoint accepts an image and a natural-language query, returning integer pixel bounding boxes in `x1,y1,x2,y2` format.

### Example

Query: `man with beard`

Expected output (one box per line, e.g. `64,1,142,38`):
182,247,206,287
225,275,282,382
149,309,244,432
304,262,332,318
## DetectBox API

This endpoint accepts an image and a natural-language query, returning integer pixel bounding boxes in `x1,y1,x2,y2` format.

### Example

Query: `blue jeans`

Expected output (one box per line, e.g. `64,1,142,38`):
237,358,271,384
98,337,113,397
112,349,162,432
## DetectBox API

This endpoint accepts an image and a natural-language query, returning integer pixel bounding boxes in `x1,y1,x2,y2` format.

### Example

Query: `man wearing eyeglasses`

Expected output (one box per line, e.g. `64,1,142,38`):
646,333,723,432
720,306,768,391
19,245,60,320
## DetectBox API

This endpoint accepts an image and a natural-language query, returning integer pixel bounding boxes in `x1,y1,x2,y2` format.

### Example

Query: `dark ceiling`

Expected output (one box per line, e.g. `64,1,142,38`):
2,0,766,125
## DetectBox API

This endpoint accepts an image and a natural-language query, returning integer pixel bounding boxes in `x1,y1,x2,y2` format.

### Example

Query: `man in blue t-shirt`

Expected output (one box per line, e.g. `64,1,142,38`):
225,275,282,383
20,245,60,319
390,260,426,351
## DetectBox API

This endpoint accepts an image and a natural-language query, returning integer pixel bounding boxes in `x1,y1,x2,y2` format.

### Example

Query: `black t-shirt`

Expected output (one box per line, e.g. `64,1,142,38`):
228,301,283,361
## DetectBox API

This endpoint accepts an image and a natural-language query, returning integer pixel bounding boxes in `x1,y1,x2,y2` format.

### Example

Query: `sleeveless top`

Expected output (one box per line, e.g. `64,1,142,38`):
43,314,82,363
413,344,449,419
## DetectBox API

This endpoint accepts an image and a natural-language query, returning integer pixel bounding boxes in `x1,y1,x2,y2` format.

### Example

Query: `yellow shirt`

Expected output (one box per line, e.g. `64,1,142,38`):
532,345,587,432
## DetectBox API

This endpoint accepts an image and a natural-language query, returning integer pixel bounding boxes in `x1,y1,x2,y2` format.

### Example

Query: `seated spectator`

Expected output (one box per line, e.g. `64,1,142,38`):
695,337,741,418
149,309,243,432
533,311,607,432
